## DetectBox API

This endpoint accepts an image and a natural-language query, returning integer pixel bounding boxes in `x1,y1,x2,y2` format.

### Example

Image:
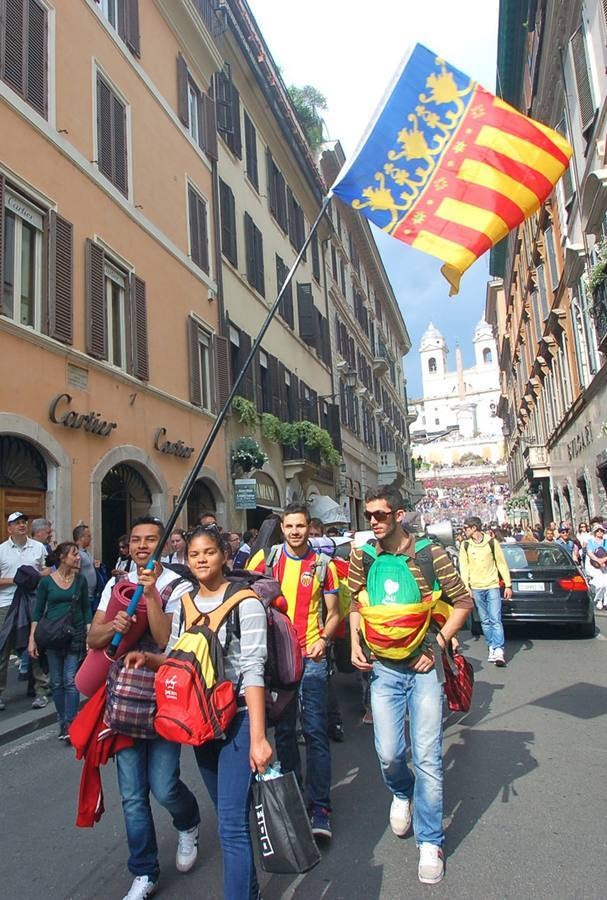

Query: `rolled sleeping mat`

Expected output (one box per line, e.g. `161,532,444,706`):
75,580,149,697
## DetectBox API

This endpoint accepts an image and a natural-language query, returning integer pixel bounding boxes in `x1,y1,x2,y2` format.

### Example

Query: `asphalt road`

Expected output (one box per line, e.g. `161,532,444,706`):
2,621,606,900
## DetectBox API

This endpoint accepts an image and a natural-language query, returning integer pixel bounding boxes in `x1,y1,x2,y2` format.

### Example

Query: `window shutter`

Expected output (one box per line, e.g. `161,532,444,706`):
112,92,128,196
219,179,237,266
571,25,595,132
244,112,258,189
230,84,242,157
189,187,209,273
27,0,47,117
268,353,280,416
0,174,5,315
124,0,140,57
327,403,342,452
244,212,255,288
85,239,107,359
3,0,24,96
177,54,189,126
214,334,230,410
254,224,264,296
201,93,218,161
130,274,149,380
308,388,319,425
289,373,299,421
238,330,254,401
266,148,276,216
96,75,113,181
188,316,201,406
277,361,287,419
48,212,73,344
286,186,295,246
311,233,320,281
297,283,316,344
214,69,232,135
254,352,263,411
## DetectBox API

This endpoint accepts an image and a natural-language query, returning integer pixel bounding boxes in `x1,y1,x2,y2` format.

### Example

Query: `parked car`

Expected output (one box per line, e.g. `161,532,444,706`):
470,541,595,637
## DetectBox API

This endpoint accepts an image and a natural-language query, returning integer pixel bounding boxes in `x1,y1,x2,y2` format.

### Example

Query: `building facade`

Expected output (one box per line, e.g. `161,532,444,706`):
410,320,504,465
320,143,415,528
488,0,607,526
0,0,230,559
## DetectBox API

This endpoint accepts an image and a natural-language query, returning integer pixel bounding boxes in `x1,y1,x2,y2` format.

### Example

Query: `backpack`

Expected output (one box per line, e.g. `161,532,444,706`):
225,570,304,724
154,590,252,745
360,544,422,606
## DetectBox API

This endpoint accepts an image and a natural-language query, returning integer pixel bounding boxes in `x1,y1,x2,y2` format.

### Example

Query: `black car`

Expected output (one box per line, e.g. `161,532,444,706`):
470,541,595,637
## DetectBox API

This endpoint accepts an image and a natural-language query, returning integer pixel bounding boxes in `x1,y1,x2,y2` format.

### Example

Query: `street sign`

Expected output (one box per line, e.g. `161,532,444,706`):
234,478,257,509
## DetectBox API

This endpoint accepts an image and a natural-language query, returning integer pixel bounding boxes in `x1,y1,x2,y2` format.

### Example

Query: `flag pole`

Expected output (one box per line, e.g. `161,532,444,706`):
106,193,333,657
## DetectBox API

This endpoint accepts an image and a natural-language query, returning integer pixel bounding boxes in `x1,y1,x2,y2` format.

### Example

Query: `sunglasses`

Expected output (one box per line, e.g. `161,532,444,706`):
364,509,395,523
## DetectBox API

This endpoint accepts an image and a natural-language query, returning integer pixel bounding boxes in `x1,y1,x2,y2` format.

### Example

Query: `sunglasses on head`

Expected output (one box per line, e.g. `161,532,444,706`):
364,509,395,523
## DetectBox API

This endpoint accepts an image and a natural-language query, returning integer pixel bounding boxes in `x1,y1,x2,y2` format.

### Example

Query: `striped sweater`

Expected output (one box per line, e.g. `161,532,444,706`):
348,542,472,610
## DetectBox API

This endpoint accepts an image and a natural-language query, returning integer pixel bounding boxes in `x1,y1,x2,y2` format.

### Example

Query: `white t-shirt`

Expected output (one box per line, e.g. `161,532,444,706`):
0,537,47,607
96,566,191,617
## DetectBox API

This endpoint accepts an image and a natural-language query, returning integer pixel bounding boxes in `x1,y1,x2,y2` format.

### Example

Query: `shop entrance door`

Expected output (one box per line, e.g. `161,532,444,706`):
101,464,152,567
0,437,47,539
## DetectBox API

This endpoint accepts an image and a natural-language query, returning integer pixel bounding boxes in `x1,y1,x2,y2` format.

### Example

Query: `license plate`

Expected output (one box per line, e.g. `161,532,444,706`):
516,582,545,592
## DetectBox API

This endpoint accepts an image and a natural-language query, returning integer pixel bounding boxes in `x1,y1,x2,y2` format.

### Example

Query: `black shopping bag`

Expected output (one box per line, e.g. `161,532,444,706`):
251,772,321,874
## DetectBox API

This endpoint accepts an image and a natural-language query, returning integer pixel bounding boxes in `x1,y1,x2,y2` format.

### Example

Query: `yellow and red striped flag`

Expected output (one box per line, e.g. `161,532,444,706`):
332,44,572,295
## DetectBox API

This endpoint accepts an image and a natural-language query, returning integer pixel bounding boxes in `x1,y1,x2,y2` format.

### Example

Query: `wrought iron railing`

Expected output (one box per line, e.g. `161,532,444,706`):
282,440,321,466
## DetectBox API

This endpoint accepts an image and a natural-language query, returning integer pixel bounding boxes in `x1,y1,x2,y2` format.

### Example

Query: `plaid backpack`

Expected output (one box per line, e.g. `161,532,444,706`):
154,589,252,746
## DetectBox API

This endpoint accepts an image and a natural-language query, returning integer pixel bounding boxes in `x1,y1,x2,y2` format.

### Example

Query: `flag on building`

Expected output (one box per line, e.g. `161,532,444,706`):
331,43,572,295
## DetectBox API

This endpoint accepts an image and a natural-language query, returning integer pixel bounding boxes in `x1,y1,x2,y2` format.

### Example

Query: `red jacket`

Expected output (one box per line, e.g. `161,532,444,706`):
69,685,133,827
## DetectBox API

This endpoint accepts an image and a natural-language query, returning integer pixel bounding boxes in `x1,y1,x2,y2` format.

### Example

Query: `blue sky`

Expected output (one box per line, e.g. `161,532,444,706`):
247,0,499,394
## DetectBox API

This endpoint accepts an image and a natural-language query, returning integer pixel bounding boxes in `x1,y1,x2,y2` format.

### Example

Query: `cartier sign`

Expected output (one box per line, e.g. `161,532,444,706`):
153,428,194,459
48,393,117,436
567,421,593,461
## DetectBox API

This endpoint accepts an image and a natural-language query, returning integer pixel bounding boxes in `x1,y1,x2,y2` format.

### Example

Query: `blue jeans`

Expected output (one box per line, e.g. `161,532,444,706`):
116,738,200,879
275,656,331,812
194,711,258,900
46,648,79,728
472,587,505,650
370,659,444,846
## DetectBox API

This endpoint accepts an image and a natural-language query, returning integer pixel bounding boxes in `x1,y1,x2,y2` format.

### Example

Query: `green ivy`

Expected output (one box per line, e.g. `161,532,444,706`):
260,414,298,447
231,395,258,428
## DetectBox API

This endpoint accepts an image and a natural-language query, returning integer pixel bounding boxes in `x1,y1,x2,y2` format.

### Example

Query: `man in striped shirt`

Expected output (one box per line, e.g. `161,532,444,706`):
349,487,471,886
253,502,340,840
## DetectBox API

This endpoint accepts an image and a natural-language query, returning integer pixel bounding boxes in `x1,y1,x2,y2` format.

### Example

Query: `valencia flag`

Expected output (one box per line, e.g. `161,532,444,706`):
331,44,572,295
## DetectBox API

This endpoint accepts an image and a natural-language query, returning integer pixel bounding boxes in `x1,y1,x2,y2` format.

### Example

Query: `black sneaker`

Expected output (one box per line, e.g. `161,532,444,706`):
310,807,332,840
329,723,345,742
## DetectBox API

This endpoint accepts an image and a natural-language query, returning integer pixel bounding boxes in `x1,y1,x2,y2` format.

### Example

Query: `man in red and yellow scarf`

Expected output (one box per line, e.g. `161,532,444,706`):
348,488,471,886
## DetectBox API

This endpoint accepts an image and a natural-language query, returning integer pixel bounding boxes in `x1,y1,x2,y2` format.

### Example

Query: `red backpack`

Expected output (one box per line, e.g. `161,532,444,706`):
154,590,252,745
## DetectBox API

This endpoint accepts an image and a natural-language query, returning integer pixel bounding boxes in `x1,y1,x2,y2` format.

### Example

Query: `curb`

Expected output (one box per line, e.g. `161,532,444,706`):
0,707,57,747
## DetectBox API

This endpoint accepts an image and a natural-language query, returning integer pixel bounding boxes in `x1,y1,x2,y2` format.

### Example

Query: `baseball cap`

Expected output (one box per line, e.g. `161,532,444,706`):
558,526,570,533
7,512,28,524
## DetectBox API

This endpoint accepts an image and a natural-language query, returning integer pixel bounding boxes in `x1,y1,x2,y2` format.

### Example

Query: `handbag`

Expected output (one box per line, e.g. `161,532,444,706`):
251,771,321,874
442,647,474,712
105,657,157,739
34,592,79,651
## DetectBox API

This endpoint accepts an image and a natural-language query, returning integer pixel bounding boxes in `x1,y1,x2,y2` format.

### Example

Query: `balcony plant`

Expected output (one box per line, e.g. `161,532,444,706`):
585,237,607,299
231,395,258,428
230,437,268,477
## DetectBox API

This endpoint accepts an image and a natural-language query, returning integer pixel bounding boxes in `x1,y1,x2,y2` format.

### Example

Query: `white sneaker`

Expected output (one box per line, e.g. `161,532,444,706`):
122,876,157,900
487,647,496,662
493,647,506,667
418,843,445,884
176,825,199,872
389,796,412,836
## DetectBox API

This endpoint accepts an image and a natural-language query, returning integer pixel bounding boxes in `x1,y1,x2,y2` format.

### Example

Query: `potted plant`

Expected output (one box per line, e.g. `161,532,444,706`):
230,437,268,476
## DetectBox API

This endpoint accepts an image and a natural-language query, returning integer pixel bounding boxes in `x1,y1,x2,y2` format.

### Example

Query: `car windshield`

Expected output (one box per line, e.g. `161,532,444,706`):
501,544,572,569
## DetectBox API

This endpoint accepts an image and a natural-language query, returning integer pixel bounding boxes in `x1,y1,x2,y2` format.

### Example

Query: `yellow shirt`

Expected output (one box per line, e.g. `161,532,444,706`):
458,535,511,590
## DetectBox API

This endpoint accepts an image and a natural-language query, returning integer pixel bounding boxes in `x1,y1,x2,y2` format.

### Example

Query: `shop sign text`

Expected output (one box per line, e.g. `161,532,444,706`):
153,428,194,459
567,421,593,461
48,393,117,437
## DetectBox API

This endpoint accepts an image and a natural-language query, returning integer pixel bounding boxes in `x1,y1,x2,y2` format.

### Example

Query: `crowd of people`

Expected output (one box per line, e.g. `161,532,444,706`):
1,493,601,899
417,479,511,525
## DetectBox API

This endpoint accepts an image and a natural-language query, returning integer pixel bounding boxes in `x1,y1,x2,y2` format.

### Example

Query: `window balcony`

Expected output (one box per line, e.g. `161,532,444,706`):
591,277,607,350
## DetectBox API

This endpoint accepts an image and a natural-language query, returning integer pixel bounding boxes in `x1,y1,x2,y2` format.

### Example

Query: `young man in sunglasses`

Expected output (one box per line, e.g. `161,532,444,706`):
348,488,471,885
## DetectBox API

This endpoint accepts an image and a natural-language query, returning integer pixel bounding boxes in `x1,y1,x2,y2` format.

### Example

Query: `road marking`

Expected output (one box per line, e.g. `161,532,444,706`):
332,766,359,789
2,730,54,757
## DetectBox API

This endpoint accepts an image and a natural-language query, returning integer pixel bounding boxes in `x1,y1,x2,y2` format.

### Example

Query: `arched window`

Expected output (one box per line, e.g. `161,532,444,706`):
428,357,437,373
483,347,493,364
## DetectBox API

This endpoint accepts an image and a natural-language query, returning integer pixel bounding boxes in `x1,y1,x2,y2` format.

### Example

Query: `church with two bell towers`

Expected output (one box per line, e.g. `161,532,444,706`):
409,320,504,465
